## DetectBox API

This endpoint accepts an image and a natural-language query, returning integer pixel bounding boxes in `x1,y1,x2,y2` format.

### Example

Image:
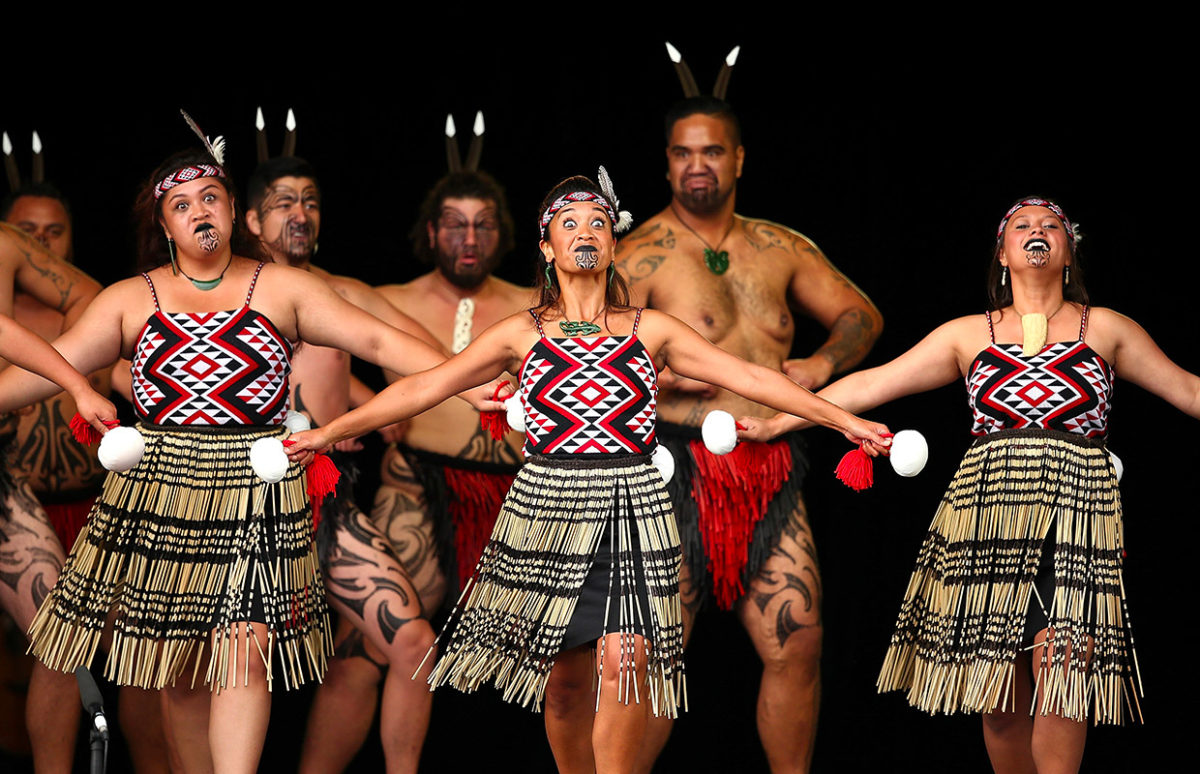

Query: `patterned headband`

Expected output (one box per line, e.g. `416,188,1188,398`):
539,191,618,240
996,198,1079,246
153,163,227,200
539,167,634,240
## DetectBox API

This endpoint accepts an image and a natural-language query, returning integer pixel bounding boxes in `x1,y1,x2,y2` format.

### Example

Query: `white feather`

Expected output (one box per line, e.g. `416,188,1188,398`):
31,130,42,154
209,135,226,166
725,46,741,66
473,110,485,136
445,114,457,138
1071,223,1084,244
616,211,634,233
2,132,11,155
255,107,265,131
286,109,296,132
665,41,682,63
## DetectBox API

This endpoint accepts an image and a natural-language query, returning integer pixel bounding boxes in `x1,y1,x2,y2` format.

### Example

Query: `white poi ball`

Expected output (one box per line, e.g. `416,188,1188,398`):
651,444,676,484
701,410,738,455
283,410,311,434
505,395,526,433
888,429,929,477
1109,450,1124,483
97,426,146,472
249,437,289,484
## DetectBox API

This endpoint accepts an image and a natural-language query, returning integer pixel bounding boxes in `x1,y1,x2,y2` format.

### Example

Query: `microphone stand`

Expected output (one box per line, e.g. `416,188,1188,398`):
74,666,108,774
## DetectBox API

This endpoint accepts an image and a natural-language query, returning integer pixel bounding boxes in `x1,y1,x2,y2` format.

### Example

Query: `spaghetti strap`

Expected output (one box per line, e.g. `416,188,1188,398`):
985,310,995,343
528,309,545,337
141,273,161,311
632,307,644,335
1079,305,1090,341
244,262,266,306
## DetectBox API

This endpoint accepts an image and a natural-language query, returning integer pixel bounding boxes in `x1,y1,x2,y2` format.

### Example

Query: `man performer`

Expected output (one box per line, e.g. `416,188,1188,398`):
301,168,531,768
615,96,883,773
234,156,445,774
0,217,101,772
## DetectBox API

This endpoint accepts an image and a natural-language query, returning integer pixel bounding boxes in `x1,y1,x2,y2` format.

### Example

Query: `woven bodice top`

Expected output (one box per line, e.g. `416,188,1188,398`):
967,306,1113,438
131,263,293,426
519,308,658,455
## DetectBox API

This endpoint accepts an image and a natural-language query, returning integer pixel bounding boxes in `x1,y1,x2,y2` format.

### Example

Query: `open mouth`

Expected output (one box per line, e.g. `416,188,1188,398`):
1023,238,1049,252
194,222,214,234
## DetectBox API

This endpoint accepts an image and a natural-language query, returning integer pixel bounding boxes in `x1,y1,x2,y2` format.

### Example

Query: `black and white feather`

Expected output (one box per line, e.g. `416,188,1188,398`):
597,165,634,233
180,110,226,166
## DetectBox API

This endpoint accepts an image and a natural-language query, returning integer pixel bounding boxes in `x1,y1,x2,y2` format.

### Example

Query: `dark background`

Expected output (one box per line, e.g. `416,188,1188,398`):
3,28,1193,773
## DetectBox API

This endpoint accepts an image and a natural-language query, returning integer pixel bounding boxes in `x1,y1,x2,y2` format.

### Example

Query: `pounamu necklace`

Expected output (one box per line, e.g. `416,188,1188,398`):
673,206,735,275
178,254,235,291
558,307,605,336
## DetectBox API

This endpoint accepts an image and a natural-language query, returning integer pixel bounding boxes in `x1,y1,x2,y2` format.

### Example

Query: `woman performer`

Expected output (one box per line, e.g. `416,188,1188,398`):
0,146,498,774
286,172,891,774
740,197,1197,773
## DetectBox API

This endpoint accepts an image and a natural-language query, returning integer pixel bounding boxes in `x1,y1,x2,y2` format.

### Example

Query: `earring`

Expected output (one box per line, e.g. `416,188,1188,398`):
545,261,555,287
607,262,616,286
167,237,179,276
1064,265,1071,285
1000,266,1007,287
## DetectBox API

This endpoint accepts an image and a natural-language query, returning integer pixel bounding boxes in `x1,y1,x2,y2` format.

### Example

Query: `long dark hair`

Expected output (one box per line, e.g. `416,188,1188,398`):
133,150,268,272
986,196,1090,311
532,175,632,321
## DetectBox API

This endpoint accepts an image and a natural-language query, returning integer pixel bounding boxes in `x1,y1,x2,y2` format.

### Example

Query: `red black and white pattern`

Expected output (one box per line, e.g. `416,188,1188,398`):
154,164,227,200
520,333,658,455
967,341,1113,438
132,268,292,426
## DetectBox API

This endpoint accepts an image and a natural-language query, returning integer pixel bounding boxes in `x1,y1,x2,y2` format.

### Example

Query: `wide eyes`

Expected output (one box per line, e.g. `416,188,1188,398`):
562,217,577,228
591,217,606,228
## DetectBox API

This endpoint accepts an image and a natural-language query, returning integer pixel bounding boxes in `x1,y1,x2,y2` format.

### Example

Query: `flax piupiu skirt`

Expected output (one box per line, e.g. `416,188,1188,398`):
426,453,688,717
27,423,330,692
876,429,1141,725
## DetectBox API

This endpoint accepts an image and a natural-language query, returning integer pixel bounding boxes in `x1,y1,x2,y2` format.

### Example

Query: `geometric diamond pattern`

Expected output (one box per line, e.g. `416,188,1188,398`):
132,269,292,426
520,325,658,455
967,340,1112,438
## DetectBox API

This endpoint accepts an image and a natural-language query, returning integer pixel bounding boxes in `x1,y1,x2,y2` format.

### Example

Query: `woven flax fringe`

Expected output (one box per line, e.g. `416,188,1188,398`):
28,424,330,692
426,456,687,717
877,430,1141,725
660,424,808,610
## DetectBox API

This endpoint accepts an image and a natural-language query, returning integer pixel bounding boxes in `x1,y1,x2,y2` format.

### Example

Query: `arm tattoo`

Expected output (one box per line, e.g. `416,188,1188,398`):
815,307,878,373
742,221,786,253
6,228,76,310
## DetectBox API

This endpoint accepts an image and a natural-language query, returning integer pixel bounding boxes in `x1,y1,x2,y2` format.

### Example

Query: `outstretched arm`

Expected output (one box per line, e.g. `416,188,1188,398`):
1104,309,1200,418
784,232,882,389
653,310,890,448
738,319,968,441
0,313,116,429
339,278,449,356
286,316,521,457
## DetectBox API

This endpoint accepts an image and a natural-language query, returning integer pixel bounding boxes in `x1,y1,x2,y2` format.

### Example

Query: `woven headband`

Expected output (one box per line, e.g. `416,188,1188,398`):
539,191,618,240
996,198,1078,246
153,163,227,200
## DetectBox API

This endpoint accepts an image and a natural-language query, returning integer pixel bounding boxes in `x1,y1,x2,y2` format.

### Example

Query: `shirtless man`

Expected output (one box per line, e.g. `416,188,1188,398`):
301,169,531,768
0,219,100,772
615,96,884,774
239,157,446,774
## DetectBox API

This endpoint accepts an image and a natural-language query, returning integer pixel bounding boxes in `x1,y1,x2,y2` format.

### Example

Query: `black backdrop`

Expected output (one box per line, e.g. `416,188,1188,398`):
4,28,1193,773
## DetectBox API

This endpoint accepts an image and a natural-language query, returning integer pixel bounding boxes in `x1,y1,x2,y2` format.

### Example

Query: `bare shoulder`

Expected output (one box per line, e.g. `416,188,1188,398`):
309,264,374,302
737,215,825,262
615,208,675,256
492,276,536,306
1085,306,1136,332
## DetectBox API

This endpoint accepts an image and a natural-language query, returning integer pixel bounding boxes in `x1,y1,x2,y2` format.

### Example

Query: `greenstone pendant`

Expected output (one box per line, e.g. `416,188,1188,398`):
189,276,224,291
558,321,602,336
704,248,730,275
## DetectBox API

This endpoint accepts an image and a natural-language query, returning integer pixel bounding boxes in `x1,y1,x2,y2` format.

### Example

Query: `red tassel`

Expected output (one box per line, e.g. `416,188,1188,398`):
69,413,118,446
478,382,513,441
835,445,874,492
306,452,341,531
